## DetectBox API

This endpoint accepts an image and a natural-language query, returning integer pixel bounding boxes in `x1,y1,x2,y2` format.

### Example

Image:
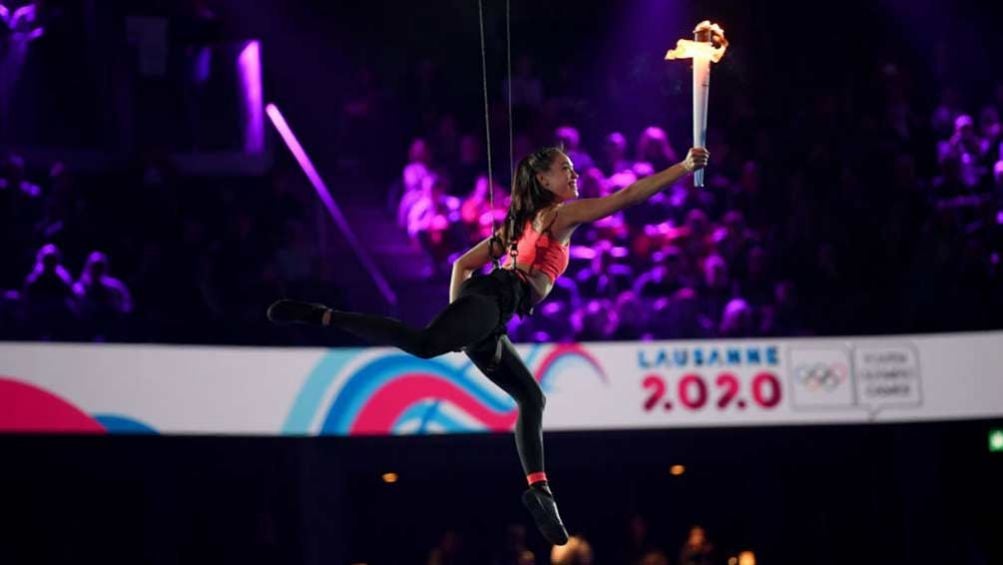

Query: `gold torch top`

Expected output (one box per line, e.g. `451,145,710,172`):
666,20,728,63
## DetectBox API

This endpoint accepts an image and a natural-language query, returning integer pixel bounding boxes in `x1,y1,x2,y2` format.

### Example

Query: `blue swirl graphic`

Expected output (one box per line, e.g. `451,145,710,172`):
93,414,158,434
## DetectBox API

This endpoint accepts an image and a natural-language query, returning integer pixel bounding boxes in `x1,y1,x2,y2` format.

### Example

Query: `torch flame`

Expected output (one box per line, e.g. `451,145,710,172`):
665,20,728,63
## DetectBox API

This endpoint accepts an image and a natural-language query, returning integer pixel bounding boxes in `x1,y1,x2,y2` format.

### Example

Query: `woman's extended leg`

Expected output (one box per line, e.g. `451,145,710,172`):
267,294,500,359
464,334,568,545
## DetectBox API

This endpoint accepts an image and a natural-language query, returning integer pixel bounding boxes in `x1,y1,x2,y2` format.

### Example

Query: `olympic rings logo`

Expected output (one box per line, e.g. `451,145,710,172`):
794,363,849,391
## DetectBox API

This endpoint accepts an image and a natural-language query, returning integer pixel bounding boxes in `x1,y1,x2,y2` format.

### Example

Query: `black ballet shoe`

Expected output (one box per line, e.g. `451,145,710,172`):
266,299,330,325
522,487,570,546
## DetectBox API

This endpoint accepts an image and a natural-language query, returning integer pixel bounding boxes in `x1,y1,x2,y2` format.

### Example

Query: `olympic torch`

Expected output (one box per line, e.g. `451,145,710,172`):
666,21,728,188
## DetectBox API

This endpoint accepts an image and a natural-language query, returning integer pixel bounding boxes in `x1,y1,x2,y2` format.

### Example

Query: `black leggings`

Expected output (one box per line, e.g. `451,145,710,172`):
326,276,546,476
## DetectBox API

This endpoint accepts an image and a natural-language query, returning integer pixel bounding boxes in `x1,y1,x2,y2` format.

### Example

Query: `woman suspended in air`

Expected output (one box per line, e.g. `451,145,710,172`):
267,145,710,545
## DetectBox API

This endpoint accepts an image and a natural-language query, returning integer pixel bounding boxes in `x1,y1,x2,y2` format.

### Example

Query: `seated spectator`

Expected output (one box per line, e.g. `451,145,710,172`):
73,250,133,340
23,243,77,339
635,126,678,172
405,173,463,272
398,137,434,225
404,138,433,187
979,105,1001,157
697,253,733,322
460,174,508,242
678,525,717,565
936,114,988,189
601,131,633,176
555,125,593,168
576,166,607,200
633,246,689,303
667,172,719,220
650,289,715,339
545,274,582,314
575,240,634,300
720,297,755,337
573,298,617,341
680,208,714,263
588,169,633,234
617,162,674,226
611,290,649,341
531,299,577,343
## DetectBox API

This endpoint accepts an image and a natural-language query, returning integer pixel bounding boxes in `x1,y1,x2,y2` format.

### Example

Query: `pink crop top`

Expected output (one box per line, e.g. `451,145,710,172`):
506,219,570,283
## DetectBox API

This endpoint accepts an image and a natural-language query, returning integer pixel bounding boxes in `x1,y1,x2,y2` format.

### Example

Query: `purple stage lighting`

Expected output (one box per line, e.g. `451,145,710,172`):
265,103,397,306
237,40,264,155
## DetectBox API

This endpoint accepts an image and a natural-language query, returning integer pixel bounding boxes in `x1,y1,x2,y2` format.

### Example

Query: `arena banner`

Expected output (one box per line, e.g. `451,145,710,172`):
2,332,1002,435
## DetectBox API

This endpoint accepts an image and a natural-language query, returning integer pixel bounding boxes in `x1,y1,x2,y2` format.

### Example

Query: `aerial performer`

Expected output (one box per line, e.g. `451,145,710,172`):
267,145,709,545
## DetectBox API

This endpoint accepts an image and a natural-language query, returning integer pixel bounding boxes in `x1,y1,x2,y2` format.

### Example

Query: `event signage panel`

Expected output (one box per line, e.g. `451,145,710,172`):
2,332,1001,435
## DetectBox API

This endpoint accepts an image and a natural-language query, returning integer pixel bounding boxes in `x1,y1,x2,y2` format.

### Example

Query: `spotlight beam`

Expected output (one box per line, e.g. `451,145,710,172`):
266,103,397,306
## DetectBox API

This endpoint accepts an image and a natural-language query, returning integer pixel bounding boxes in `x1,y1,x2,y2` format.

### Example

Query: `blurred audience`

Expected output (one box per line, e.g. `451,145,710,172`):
4,12,1003,346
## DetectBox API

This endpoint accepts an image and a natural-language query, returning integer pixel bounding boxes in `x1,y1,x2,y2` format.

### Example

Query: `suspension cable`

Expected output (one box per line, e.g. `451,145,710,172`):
478,0,515,269
477,0,499,269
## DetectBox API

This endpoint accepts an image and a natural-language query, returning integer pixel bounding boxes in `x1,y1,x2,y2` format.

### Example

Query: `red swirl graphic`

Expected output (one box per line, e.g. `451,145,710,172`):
351,373,517,434
0,376,106,433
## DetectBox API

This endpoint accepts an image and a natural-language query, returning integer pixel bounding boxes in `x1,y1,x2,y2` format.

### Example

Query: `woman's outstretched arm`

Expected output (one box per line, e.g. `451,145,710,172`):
557,147,709,229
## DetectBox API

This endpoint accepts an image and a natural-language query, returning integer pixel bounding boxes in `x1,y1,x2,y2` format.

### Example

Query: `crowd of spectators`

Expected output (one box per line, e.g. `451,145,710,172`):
416,520,745,565
3,4,1003,345
0,150,335,343
394,55,1003,343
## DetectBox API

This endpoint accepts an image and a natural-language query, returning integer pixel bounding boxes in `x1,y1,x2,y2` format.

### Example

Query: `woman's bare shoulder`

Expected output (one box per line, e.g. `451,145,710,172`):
546,204,577,243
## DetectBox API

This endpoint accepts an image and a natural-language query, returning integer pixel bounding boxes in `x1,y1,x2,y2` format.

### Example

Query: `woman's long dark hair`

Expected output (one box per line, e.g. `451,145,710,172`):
497,147,563,257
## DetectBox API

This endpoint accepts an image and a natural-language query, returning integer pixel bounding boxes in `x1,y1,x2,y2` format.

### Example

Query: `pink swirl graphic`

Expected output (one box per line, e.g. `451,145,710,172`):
351,373,516,434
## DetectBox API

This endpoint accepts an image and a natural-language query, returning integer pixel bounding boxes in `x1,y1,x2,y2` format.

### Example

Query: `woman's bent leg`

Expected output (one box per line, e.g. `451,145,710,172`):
465,335,568,545
464,335,546,476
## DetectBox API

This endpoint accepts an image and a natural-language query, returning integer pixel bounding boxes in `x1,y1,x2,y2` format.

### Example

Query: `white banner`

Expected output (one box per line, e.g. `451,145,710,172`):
2,332,1002,435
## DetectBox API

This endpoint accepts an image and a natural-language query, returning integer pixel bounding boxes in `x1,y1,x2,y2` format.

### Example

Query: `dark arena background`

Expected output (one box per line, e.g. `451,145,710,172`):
2,1,1003,564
